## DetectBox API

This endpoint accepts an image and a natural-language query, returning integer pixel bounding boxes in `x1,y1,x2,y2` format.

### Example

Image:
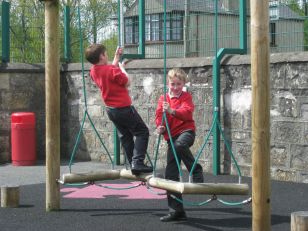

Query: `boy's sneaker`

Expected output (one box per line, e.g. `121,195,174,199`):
131,163,153,175
193,174,204,183
160,211,187,222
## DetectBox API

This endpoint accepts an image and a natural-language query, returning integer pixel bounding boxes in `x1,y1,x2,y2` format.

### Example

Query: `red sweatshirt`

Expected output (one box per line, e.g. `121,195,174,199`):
90,64,131,108
155,91,196,140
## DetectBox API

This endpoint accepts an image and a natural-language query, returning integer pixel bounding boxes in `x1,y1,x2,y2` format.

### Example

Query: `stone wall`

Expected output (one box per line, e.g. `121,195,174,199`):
0,64,45,164
0,52,307,183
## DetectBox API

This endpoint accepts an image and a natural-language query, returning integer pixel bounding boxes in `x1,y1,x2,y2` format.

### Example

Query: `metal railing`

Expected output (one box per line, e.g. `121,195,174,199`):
0,0,307,63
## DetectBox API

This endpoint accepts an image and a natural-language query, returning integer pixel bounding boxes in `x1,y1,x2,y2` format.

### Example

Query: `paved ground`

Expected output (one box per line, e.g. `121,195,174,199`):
0,161,308,231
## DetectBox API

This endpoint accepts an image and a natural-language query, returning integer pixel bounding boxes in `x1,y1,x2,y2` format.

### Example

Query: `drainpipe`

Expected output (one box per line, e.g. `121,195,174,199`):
184,0,190,57
2,1,10,63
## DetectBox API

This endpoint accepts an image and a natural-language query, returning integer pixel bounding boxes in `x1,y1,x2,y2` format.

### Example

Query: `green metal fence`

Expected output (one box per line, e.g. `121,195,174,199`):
9,1,44,63
0,0,307,63
124,0,308,58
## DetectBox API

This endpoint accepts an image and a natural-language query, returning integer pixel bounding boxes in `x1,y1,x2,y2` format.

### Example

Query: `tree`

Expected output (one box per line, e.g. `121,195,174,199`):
5,0,138,63
285,0,308,51
9,0,45,63
64,0,120,62
78,0,117,44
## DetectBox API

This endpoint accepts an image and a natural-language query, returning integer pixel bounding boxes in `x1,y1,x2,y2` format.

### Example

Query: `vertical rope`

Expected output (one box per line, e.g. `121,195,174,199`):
68,7,114,172
77,7,88,110
162,0,183,181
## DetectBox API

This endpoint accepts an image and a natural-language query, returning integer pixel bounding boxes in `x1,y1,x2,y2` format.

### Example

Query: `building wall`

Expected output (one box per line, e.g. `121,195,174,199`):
270,19,304,53
221,0,250,12
125,13,304,58
0,52,308,183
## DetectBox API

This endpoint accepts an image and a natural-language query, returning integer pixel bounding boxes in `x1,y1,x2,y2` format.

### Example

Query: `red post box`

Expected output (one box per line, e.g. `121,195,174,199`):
11,112,36,166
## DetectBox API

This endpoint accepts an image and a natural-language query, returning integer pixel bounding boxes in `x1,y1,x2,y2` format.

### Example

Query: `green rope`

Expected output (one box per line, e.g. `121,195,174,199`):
86,111,113,164
189,109,243,179
163,113,183,180
145,151,154,168
68,110,87,172
189,1,243,180
171,194,251,207
152,0,183,180
217,197,252,206
149,1,249,207
216,118,242,177
159,0,183,181
189,113,218,178
146,183,167,196
68,7,114,173
143,0,243,189
63,182,89,187
171,195,215,206
152,133,162,177
97,182,143,190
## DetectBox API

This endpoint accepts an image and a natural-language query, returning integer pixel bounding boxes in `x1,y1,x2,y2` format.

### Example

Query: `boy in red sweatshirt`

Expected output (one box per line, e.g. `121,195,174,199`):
85,44,152,175
155,68,204,222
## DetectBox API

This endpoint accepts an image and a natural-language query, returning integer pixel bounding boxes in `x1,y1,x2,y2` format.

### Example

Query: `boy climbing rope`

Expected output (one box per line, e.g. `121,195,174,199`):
85,44,152,175
155,68,204,222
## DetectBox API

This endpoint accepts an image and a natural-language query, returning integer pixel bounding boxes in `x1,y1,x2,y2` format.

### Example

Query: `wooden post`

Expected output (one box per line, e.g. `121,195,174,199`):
1,185,19,208
291,211,308,231
250,0,271,230
45,0,60,211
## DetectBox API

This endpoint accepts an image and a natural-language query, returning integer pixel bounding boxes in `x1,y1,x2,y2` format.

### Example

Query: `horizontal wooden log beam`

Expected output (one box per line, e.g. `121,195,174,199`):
60,170,120,184
148,177,249,195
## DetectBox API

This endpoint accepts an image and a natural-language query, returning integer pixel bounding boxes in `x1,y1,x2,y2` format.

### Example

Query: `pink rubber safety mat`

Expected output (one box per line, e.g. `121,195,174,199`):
61,182,166,199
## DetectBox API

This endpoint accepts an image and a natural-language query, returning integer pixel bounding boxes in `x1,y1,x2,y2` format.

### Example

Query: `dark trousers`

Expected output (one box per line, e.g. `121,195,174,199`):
165,131,203,212
106,106,149,165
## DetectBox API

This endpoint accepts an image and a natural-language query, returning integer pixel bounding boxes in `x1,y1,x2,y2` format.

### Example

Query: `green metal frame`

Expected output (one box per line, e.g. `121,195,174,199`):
212,0,247,175
64,5,71,63
1,1,10,63
118,0,145,60
113,127,120,165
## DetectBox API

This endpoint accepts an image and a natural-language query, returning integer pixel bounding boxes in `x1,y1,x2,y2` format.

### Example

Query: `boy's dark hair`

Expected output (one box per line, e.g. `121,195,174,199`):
85,44,106,64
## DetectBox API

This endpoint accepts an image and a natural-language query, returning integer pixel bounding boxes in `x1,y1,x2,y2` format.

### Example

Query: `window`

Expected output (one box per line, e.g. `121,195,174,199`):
124,17,138,44
270,22,276,47
125,12,183,45
145,14,160,41
170,13,183,41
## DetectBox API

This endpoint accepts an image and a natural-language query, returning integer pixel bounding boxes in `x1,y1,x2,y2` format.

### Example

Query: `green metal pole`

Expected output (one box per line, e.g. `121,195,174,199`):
212,0,220,175
118,0,123,47
2,1,10,63
138,0,145,58
121,0,145,59
113,0,122,165
212,0,247,175
64,5,71,63
163,0,167,93
239,0,247,51
113,128,120,165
